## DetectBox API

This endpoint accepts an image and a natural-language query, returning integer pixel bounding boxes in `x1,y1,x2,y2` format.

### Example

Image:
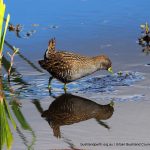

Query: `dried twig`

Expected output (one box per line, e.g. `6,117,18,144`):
7,47,19,82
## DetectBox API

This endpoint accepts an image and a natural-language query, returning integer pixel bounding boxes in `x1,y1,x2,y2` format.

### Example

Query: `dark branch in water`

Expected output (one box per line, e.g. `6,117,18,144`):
4,40,43,73
32,99,44,114
15,119,36,149
16,126,29,147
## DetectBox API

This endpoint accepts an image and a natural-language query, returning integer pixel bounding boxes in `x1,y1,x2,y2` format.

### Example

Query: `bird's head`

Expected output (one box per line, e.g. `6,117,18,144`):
93,55,113,74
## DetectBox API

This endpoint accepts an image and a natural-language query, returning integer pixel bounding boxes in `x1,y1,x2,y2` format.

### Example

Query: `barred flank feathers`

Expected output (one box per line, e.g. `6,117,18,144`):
38,60,48,70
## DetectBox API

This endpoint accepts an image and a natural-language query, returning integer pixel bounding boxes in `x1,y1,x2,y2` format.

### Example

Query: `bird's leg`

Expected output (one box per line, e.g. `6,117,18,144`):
63,83,67,92
48,76,53,91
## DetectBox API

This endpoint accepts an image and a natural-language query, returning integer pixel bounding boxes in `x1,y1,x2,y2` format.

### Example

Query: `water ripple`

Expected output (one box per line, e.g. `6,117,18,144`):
79,71,144,94
8,71,144,99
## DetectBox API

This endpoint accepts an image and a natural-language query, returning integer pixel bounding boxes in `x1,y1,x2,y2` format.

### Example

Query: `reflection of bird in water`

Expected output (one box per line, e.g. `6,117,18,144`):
42,93,114,138
39,38,113,91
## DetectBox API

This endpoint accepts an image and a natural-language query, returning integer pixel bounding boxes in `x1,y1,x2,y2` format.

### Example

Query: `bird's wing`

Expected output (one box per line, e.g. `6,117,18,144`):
44,51,94,82
56,51,90,61
45,51,88,71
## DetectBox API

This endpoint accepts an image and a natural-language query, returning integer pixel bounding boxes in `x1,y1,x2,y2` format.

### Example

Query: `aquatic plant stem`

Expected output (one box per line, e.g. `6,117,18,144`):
7,47,19,82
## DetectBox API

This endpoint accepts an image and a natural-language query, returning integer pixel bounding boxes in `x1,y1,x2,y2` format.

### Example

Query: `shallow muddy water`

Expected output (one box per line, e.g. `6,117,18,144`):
2,0,150,150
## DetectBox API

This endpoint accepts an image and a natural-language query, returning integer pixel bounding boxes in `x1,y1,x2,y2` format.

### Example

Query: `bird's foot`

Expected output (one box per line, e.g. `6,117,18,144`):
63,84,68,92
48,85,52,93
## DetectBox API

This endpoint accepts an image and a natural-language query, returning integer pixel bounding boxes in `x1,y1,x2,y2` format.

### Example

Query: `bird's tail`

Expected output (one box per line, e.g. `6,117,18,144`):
41,110,49,117
48,38,56,51
44,38,56,59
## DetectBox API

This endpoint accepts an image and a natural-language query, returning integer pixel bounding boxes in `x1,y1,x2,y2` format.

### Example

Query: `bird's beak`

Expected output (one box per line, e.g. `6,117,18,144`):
108,67,113,74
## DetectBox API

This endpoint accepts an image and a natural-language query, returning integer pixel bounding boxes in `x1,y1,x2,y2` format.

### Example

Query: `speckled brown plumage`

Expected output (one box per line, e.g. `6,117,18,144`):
41,93,114,138
39,38,112,88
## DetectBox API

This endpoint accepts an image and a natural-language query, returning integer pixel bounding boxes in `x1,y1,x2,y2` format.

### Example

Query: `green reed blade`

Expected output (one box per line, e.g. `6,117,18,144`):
0,83,17,150
0,99,13,150
0,14,10,54
11,101,31,130
11,101,36,150
0,0,5,39
4,98,17,129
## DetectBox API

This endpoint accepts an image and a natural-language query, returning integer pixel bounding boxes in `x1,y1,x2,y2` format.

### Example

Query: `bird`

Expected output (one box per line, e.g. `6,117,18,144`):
39,38,113,90
41,93,114,138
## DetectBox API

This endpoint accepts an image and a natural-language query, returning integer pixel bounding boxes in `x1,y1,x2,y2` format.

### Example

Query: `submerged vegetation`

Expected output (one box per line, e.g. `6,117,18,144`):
139,22,150,54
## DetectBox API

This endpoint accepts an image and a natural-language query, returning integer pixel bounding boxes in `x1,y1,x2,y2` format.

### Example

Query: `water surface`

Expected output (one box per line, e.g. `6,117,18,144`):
2,0,150,149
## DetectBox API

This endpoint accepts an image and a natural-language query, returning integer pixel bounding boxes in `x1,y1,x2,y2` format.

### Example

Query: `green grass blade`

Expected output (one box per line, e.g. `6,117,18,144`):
0,14,10,53
11,101,31,130
11,101,37,149
0,99,13,150
4,97,17,129
0,0,5,39
0,77,17,150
